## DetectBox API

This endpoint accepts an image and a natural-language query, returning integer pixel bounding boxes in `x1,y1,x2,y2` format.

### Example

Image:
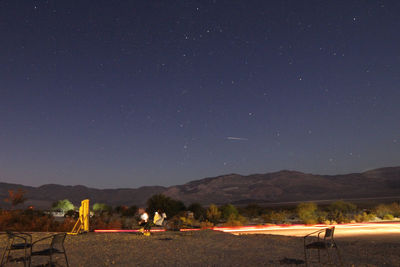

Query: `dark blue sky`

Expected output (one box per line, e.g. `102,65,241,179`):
1,1,399,188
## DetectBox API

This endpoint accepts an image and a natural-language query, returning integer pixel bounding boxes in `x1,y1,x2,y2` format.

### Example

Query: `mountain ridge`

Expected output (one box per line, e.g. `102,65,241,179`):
1,166,400,209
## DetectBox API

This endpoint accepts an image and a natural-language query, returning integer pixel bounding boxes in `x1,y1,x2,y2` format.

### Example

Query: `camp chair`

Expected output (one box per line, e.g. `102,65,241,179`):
30,233,69,267
1,231,32,267
304,226,343,266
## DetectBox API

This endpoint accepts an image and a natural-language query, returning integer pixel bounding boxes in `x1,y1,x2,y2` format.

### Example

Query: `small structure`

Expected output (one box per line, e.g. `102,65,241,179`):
68,199,89,235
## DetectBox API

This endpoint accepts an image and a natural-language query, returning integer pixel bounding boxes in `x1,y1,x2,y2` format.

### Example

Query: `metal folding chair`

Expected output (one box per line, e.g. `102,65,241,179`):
304,226,343,266
30,233,69,267
1,231,32,267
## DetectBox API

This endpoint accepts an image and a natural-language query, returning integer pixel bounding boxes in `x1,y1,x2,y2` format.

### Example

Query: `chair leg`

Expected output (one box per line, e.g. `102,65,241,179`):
304,247,309,267
23,248,27,267
64,252,69,267
335,247,343,267
1,247,7,266
326,248,334,266
6,248,12,264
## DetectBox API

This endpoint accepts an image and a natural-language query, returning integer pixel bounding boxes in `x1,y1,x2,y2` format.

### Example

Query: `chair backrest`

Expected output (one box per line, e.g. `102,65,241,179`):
5,231,14,239
50,233,66,250
324,226,335,243
5,231,24,244
5,231,15,246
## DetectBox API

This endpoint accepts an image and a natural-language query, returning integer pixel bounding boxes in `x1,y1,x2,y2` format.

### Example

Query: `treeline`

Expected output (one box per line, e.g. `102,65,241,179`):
1,189,400,232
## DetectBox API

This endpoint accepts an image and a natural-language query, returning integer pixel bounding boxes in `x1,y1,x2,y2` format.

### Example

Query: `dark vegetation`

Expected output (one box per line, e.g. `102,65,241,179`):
1,189,400,232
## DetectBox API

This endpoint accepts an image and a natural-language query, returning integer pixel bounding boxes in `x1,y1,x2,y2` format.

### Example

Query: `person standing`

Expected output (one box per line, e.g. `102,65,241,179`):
138,208,150,235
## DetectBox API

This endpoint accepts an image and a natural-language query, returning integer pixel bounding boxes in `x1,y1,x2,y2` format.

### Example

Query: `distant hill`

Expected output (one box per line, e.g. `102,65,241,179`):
1,166,400,209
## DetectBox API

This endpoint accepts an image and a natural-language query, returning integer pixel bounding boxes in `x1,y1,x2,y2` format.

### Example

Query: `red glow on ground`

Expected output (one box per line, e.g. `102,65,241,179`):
94,229,166,233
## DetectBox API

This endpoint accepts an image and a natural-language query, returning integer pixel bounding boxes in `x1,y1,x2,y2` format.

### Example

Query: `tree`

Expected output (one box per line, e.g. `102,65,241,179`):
115,205,138,217
206,204,221,224
52,199,75,213
146,194,186,218
187,203,206,220
220,204,239,220
240,204,263,218
328,201,357,223
93,203,112,213
263,210,289,224
375,204,393,219
4,189,26,209
297,202,318,224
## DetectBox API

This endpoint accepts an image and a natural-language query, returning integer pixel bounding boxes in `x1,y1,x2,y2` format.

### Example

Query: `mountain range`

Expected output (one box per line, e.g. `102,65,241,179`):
1,166,400,209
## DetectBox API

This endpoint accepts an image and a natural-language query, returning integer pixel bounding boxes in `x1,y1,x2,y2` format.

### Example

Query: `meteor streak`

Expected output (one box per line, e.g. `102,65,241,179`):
226,137,248,141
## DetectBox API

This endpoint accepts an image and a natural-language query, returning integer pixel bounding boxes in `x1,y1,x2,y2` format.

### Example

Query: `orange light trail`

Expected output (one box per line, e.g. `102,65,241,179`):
94,229,166,233
94,222,400,236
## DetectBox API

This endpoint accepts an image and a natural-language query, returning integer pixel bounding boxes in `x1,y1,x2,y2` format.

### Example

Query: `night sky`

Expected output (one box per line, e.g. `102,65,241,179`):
1,1,399,188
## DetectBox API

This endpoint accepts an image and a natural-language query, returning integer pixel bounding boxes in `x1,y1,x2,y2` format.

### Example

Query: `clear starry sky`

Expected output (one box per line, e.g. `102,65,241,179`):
1,1,399,188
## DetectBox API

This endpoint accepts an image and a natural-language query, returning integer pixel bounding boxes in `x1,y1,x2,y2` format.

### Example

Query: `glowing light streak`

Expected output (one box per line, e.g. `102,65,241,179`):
94,229,166,233
94,222,400,235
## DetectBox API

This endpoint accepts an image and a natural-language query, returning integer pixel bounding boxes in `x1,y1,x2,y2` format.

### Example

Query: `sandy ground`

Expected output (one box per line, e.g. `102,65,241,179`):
1,229,400,266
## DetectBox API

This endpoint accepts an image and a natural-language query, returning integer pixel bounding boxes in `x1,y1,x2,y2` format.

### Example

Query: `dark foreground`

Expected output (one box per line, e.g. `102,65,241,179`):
1,230,400,266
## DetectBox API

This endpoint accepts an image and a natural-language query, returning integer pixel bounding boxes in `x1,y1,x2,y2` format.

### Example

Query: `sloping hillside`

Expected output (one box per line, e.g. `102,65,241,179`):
1,166,399,209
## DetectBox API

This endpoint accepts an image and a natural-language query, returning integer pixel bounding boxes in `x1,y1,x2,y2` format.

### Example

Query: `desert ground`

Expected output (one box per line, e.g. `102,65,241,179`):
1,227,400,267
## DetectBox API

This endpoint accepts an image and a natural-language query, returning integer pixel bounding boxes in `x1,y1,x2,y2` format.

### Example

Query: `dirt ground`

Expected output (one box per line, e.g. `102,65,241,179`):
1,230,400,266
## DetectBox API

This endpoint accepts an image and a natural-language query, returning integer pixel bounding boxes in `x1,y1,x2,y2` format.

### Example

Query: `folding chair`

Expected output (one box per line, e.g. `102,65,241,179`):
1,231,32,267
30,233,69,267
304,226,343,266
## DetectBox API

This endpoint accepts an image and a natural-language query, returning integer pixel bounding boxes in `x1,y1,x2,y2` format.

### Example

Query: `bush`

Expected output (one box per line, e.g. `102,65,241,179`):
375,203,400,219
327,201,357,223
93,203,112,214
115,205,138,217
52,199,75,213
297,202,318,224
240,204,264,218
224,214,247,226
263,210,289,224
388,203,400,217
206,204,221,224
0,210,76,232
354,212,376,222
200,220,214,229
147,194,186,218
90,214,122,230
220,204,239,221
383,214,394,220
187,203,206,221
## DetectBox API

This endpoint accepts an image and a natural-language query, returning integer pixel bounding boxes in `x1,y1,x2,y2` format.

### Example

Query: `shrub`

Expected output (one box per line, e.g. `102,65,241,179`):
147,194,186,218
316,210,328,224
187,203,206,221
52,199,75,213
263,210,289,224
224,214,247,226
388,203,400,217
200,220,214,229
0,210,76,232
383,214,394,220
220,204,239,221
327,201,357,223
93,203,112,214
4,189,26,209
297,202,318,224
206,204,221,224
354,212,376,222
240,204,264,218
115,205,138,217
375,204,393,219
90,214,122,230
